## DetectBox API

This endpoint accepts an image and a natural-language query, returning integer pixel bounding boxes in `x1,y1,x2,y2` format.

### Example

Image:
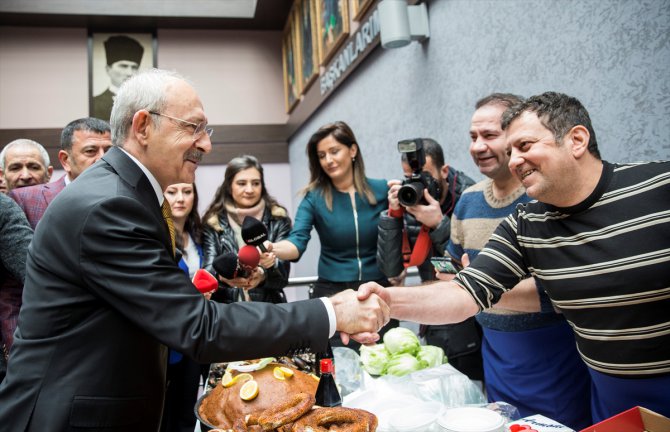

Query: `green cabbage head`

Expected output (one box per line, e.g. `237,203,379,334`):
382,327,420,355
359,343,391,375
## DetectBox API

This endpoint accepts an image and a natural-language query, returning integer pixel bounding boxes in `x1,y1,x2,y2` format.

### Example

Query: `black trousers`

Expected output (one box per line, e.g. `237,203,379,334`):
310,278,399,353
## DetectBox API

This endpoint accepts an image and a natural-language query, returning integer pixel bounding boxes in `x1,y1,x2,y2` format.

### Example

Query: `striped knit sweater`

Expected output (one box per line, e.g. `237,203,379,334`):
455,160,670,377
447,179,562,331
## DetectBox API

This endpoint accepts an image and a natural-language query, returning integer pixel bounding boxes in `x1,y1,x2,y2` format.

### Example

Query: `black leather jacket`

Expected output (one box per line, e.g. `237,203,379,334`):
377,166,475,281
202,206,291,304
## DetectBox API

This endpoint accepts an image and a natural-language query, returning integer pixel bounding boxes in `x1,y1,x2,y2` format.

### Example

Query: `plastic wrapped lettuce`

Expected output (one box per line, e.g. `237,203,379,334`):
382,327,420,356
385,353,423,377
417,345,446,368
359,343,391,375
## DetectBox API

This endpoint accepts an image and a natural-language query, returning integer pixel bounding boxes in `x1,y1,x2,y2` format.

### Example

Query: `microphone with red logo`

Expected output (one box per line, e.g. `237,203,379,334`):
191,269,218,294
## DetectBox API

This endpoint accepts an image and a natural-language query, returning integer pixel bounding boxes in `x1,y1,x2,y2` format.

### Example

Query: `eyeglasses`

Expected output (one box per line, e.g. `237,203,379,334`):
148,111,213,140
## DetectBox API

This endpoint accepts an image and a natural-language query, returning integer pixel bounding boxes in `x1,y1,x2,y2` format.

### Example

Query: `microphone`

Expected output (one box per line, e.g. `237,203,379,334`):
212,246,260,279
238,244,261,271
192,269,218,294
242,216,269,252
241,216,283,280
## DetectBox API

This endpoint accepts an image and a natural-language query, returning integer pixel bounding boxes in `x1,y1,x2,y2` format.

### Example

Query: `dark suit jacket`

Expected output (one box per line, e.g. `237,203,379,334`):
9,175,67,229
0,147,329,431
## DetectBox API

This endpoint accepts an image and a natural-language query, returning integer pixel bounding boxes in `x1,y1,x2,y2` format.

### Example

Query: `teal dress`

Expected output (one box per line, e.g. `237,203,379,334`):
286,177,388,283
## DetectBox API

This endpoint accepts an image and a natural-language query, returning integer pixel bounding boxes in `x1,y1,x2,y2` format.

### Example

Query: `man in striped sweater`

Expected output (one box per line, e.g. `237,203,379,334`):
358,92,670,421
443,93,591,428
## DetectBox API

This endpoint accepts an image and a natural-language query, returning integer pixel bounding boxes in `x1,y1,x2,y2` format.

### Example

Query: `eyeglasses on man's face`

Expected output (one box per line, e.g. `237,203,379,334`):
148,111,213,140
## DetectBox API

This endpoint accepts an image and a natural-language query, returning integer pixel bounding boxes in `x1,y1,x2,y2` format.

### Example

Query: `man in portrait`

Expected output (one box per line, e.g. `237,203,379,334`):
92,35,144,121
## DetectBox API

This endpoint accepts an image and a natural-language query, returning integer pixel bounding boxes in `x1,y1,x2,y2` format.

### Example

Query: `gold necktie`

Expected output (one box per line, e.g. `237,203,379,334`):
161,200,176,258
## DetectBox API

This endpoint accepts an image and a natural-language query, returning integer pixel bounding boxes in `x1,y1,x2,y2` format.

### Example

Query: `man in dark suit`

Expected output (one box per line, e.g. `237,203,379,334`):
0,69,388,431
9,117,112,229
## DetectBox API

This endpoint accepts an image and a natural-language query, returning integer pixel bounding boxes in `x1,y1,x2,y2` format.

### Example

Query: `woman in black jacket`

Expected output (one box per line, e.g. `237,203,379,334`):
202,155,291,304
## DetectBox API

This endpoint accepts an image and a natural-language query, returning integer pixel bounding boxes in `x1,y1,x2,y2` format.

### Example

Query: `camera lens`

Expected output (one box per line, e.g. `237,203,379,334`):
398,182,426,206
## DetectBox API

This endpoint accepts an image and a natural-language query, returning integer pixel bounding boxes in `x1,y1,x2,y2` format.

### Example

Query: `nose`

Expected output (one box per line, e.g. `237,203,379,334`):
508,147,522,172
19,167,32,180
195,133,212,154
470,137,487,153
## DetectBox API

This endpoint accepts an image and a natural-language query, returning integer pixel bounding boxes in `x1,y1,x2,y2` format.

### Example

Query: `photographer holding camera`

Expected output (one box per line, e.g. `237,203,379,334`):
377,138,483,382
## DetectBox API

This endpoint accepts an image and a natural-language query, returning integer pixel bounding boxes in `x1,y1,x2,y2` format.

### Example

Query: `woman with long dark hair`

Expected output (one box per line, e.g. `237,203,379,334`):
202,155,291,304
270,121,395,349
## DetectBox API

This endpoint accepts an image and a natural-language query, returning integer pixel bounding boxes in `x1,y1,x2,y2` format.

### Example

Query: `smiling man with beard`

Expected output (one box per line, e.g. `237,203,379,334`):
0,69,389,431
357,92,670,422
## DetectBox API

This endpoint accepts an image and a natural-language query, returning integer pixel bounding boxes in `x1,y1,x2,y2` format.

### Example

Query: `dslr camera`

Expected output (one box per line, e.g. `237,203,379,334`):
397,138,442,206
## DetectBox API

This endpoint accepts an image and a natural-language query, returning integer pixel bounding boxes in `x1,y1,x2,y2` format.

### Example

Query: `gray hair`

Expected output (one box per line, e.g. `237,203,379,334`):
110,68,190,148
0,139,50,170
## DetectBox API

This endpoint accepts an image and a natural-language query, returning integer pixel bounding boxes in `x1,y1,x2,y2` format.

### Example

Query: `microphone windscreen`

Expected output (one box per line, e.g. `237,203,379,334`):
238,244,261,268
241,216,268,247
212,252,240,279
192,269,218,293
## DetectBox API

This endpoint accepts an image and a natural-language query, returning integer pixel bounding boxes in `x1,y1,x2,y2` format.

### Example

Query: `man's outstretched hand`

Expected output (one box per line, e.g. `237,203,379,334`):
330,287,390,346
339,282,392,345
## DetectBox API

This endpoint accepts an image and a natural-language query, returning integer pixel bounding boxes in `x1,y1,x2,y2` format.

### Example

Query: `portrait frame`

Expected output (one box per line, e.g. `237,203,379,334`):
88,32,157,121
351,0,376,21
296,0,320,94
315,0,350,66
282,9,302,113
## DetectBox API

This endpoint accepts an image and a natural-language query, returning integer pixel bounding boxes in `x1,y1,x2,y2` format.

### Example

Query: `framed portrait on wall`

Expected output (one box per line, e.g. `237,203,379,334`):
282,10,302,113
88,32,156,121
297,0,320,93
316,0,350,65
351,0,376,21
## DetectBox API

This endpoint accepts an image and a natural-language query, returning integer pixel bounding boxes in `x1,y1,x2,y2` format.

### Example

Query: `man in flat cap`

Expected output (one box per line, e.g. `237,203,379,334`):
92,35,144,121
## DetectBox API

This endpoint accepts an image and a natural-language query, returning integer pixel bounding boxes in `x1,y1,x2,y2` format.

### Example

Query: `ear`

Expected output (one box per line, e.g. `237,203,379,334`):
46,165,53,181
441,164,450,178
58,150,71,174
568,125,590,158
132,110,153,147
350,143,358,158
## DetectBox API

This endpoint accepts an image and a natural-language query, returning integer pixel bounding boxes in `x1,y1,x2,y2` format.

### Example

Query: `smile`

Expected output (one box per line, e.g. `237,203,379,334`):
520,169,537,180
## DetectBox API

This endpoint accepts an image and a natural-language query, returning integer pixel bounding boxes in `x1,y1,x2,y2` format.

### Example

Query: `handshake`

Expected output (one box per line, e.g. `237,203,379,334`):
329,283,391,345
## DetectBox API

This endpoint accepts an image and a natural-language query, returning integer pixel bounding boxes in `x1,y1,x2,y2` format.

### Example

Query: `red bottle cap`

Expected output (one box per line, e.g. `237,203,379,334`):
320,358,334,374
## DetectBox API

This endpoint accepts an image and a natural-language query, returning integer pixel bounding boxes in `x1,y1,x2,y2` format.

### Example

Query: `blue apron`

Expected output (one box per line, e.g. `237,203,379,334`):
588,368,670,422
483,320,592,430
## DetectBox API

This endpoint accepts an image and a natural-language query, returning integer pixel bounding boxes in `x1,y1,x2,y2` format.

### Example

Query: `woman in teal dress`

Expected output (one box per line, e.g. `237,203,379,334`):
270,121,395,350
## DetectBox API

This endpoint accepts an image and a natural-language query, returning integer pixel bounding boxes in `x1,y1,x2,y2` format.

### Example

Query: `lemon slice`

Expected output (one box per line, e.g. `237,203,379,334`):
221,372,234,388
273,367,286,380
278,366,294,378
239,380,259,401
234,373,253,384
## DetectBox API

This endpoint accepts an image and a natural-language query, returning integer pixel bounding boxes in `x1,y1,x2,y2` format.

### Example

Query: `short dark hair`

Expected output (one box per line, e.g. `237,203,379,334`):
475,92,524,110
61,117,111,151
400,138,445,169
501,92,601,159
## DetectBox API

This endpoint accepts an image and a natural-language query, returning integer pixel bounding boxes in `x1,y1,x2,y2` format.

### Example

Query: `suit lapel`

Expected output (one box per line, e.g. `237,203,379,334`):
102,147,174,257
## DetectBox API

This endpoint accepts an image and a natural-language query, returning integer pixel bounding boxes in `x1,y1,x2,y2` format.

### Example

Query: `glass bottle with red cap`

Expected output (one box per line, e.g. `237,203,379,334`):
315,358,341,407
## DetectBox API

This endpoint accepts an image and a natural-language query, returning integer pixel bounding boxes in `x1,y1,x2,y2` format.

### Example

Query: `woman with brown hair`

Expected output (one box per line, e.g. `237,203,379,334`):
270,121,395,349
202,155,291,304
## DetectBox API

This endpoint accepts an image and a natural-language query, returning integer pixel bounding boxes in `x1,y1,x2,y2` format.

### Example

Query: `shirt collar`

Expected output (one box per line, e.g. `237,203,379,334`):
119,147,165,205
